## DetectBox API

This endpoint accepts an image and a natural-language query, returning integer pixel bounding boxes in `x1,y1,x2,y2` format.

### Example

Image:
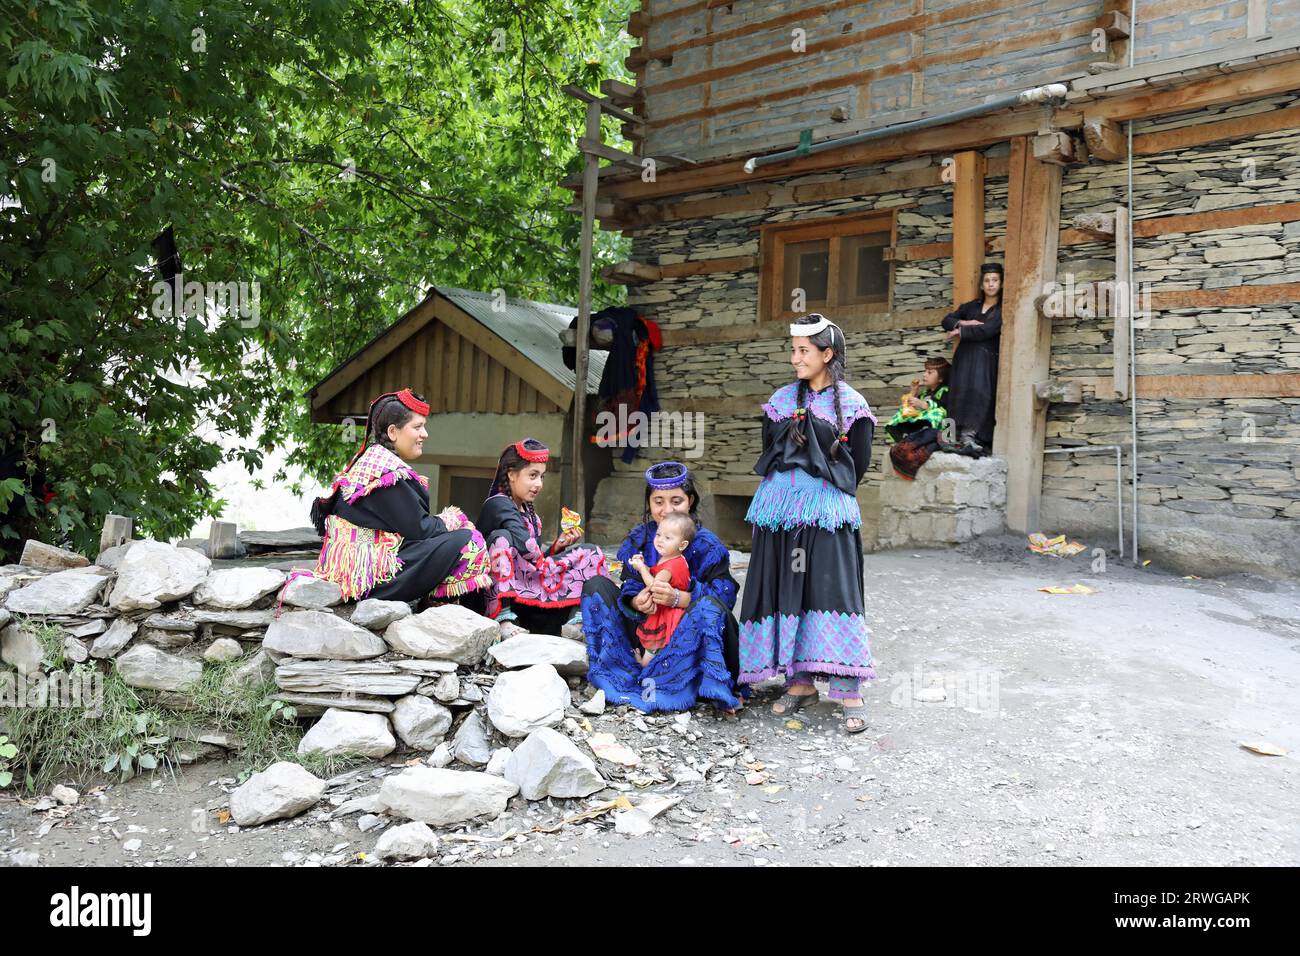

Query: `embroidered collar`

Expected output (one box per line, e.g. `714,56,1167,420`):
762,381,877,429
331,445,427,504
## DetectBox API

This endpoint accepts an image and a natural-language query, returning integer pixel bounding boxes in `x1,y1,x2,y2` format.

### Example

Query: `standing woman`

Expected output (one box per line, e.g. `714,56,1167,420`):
475,438,609,636
739,315,878,733
940,262,1004,455
302,388,494,604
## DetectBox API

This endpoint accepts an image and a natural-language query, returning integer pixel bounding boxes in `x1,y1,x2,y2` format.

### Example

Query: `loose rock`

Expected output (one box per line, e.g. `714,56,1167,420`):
374,821,439,861
203,638,244,663
391,695,453,751
109,540,211,611
504,727,604,800
89,617,137,659
350,599,412,630
486,663,571,738
115,644,202,692
377,766,518,827
193,567,286,610
297,708,396,759
384,605,499,664
263,609,386,661
488,633,588,676
4,568,110,616
229,761,327,826
279,575,342,609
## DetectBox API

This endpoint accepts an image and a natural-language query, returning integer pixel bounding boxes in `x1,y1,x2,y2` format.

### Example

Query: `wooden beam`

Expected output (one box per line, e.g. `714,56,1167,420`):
600,79,641,105
659,308,948,347
1135,200,1300,238
1099,9,1131,39
572,98,600,515
1133,103,1300,155
578,137,642,168
658,255,757,278
994,137,1062,534
1076,59,1300,125
1032,131,1079,166
1072,211,1115,237
1149,281,1300,310
602,260,662,285
1082,115,1127,161
951,150,986,308
1113,205,1131,401
1136,373,1300,399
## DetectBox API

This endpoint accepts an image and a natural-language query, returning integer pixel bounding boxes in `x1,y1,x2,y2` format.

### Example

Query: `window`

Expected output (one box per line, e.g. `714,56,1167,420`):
760,210,895,322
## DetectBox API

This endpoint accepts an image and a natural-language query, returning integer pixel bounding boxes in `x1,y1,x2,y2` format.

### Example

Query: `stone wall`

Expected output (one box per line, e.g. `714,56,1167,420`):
877,453,1008,549
1046,91,1300,576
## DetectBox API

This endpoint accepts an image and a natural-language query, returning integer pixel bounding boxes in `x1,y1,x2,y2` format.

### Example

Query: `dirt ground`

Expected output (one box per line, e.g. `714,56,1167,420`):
3,535,1297,867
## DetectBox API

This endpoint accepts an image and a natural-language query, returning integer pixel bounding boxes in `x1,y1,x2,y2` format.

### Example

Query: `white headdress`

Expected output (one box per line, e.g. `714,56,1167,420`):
789,313,840,338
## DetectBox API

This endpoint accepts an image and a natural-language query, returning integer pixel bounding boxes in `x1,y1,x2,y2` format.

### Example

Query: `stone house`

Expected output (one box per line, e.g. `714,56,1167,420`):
574,1,1300,577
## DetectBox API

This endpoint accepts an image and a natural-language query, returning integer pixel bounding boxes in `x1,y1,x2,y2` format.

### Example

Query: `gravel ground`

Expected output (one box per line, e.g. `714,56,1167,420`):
3,536,1297,867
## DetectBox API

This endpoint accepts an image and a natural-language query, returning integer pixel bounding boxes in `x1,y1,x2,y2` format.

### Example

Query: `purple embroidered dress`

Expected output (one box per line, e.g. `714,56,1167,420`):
738,380,879,700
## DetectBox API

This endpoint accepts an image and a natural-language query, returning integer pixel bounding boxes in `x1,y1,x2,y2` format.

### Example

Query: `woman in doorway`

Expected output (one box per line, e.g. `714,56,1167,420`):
581,461,742,714
301,388,494,604
941,262,1004,455
739,315,878,733
475,438,609,636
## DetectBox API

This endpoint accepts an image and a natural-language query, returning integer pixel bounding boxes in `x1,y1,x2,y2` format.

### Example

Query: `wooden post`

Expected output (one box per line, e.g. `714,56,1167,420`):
1113,205,1131,400
572,99,602,514
994,136,1062,533
951,150,986,308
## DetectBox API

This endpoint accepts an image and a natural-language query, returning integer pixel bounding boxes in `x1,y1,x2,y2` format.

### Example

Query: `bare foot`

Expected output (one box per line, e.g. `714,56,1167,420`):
770,684,817,716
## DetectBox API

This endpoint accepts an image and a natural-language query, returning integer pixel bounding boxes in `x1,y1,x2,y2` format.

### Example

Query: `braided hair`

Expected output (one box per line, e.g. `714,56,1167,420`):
487,439,548,534
791,319,850,461
641,463,702,528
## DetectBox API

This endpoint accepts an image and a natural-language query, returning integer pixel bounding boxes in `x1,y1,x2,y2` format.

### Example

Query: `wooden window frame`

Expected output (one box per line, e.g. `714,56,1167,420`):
758,209,897,323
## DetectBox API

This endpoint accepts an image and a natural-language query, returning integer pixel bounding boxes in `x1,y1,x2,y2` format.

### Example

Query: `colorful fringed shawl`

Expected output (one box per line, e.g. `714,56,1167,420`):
748,381,875,532
884,385,948,433
305,445,427,602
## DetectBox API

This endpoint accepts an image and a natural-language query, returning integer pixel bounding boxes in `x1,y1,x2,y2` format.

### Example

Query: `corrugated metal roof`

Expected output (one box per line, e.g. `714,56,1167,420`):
437,287,606,395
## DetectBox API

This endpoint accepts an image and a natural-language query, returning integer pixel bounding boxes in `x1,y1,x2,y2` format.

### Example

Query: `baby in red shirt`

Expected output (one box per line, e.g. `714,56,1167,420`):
626,512,694,666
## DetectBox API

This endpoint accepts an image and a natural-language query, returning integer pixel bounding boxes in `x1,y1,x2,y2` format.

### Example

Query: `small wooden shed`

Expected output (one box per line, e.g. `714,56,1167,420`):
309,287,609,526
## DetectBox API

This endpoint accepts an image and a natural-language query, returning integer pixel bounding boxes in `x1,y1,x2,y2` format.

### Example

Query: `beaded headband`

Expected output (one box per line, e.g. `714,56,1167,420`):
645,461,689,490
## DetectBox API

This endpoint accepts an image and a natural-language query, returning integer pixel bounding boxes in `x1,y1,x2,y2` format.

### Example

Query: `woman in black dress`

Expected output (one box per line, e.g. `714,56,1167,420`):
941,262,1004,455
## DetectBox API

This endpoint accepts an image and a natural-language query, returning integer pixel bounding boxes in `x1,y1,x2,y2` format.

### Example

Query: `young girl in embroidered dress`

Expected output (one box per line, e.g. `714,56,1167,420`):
738,315,879,733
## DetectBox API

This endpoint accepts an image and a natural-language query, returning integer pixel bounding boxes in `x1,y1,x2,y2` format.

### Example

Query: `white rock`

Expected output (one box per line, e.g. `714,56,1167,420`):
94,541,136,572
383,604,499,664
229,762,327,826
1,624,44,675
504,728,604,800
488,633,588,676
89,617,137,659
4,568,110,615
351,599,412,630
391,695,452,751
614,808,654,836
485,747,511,776
374,821,439,861
63,636,89,664
108,541,211,611
115,644,202,692
297,708,395,758
426,742,454,768
203,638,244,663
279,575,342,609
51,784,79,806
377,766,518,827
579,689,606,715
486,664,571,738
263,609,386,660
431,672,460,703
452,711,493,766
193,567,285,609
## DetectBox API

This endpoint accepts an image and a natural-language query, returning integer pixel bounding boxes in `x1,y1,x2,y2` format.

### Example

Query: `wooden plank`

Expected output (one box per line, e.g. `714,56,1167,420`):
658,255,757,277
474,346,489,412
1136,372,1300,399
1113,205,1131,401
1079,59,1300,125
648,23,1093,127
581,109,1045,203
994,137,1062,534
1133,103,1300,155
884,240,953,262
487,354,505,413
951,150,985,308
660,307,947,347
1070,32,1299,92
1149,281,1300,310
1135,201,1300,238
1082,115,1127,161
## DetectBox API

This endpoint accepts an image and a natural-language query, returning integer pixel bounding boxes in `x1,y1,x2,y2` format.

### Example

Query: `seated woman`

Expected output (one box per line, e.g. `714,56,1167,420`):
582,461,742,714
475,438,610,636
884,355,951,481
299,388,493,604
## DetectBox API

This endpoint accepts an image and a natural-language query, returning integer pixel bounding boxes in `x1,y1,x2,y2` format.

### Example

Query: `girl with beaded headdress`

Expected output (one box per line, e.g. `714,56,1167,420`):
739,315,879,733
581,461,742,714
474,438,610,637
297,388,494,605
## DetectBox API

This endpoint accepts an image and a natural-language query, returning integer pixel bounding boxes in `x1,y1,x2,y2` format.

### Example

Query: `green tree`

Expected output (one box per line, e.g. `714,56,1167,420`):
1,0,634,558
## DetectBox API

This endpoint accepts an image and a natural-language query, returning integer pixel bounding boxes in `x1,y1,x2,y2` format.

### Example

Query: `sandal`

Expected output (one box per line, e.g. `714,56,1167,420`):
842,701,869,734
497,620,528,640
770,688,819,716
